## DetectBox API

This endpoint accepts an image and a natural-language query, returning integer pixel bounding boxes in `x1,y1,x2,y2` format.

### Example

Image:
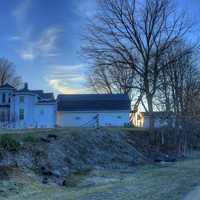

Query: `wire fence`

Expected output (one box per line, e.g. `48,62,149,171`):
80,114,99,128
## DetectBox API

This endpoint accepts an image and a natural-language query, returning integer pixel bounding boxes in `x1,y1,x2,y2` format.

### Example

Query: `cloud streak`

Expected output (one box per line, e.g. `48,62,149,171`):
46,64,90,94
74,0,97,18
12,0,31,30
11,0,63,61
19,27,63,61
49,79,89,94
8,0,93,93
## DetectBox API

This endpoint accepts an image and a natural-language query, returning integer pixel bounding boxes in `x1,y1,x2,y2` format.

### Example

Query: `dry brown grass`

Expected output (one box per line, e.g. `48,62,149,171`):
1,159,200,200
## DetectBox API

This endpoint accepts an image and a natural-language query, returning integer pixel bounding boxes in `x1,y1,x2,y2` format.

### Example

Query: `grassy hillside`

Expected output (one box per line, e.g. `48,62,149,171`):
0,128,199,200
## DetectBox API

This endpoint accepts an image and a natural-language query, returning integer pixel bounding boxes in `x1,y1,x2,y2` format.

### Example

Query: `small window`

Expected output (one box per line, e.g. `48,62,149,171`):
0,111,5,122
117,116,122,119
75,117,80,120
2,93,6,103
40,109,44,115
19,96,24,103
19,109,24,120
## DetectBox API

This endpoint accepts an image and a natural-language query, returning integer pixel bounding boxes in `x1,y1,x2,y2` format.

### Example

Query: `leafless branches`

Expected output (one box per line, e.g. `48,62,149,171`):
82,0,194,128
0,58,22,88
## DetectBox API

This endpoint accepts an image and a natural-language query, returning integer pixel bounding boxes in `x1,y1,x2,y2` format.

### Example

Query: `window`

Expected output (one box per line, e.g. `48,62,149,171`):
0,111,5,122
117,116,122,119
19,109,24,120
19,96,24,103
75,116,80,120
2,93,6,103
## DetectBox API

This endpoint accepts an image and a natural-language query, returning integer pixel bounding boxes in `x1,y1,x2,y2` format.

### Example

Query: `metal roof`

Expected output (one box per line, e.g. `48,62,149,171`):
57,94,130,111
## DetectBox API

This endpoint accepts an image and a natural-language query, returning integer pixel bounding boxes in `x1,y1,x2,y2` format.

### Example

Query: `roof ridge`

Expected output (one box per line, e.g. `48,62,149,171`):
0,83,15,89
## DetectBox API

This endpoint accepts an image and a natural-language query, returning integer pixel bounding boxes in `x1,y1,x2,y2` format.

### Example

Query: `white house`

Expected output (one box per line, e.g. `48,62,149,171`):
0,84,14,124
0,83,131,129
56,94,131,127
0,83,56,128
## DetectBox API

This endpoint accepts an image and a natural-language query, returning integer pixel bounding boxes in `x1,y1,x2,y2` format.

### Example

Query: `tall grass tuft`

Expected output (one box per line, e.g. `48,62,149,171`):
0,134,21,152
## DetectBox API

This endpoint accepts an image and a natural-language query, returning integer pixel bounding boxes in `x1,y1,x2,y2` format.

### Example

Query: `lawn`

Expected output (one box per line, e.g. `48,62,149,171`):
1,159,200,200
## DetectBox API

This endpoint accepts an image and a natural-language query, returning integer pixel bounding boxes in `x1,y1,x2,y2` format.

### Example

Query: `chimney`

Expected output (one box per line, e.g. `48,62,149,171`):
24,82,28,90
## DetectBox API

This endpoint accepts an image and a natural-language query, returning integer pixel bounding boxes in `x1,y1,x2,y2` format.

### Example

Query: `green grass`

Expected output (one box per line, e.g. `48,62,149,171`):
0,128,149,146
1,159,200,200
0,128,85,142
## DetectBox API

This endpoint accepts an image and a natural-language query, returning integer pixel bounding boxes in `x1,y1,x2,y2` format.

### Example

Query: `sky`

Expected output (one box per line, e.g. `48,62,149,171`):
0,0,200,96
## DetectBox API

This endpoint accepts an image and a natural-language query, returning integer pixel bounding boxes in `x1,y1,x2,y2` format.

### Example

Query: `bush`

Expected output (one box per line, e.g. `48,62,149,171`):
0,135,21,152
124,123,131,128
23,135,39,143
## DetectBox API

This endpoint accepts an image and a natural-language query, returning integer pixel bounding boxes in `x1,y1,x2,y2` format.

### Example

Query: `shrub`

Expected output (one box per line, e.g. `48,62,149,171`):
124,123,131,128
0,134,21,152
23,135,39,143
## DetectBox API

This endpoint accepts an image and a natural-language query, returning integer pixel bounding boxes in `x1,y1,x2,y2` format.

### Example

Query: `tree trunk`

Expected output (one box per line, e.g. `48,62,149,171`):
147,95,154,129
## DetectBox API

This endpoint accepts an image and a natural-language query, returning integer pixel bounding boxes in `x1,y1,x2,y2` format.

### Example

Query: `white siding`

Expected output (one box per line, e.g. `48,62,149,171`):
143,116,171,128
143,116,150,128
35,104,56,128
10,94,56,129
57,111,130,127
11,94,37,128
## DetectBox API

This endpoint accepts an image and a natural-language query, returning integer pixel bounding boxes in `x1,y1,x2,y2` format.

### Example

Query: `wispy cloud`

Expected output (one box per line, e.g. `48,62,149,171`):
8,36,22,41
74,0,97,18
19,27,63,61
49,79,89,94
11,0,63,61
12,0,31,29
46,64,90,94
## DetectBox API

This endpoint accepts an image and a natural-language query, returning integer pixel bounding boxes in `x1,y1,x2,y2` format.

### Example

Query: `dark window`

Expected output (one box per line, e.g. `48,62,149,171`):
117,116,122,119
75,117,80,120
0,111,5,122
2,93,6,103
19,96,24,103
19,109,24,120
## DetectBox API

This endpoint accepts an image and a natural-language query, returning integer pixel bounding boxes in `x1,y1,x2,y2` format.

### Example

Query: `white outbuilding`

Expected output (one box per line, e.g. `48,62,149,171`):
56,94,131,127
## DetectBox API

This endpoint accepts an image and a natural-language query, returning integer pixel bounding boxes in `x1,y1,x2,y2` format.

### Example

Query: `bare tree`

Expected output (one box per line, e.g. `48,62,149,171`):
88,61,136,94
82,0,193,128
0,58,22,88
156,42,200,115
150,41,200,154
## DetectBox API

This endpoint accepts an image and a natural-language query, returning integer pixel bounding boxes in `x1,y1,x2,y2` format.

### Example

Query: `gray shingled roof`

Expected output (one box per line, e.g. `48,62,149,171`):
0,83,15,90
16,88,54,100
57,94,130,111
41,93,54,100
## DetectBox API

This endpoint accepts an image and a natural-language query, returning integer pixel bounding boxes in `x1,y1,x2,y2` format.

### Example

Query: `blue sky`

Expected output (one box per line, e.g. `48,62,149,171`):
0,0,199,95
